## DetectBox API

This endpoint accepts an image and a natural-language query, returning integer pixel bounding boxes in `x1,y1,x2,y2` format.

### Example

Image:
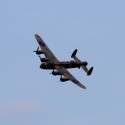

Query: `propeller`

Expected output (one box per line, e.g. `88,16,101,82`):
33,47,39,53
39,55,42,59
50,69,54,75
58,75,62,82
39,56,43,62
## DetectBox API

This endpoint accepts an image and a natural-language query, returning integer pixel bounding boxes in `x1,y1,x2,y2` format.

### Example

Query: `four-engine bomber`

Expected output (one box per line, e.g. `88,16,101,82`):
34,34,93,89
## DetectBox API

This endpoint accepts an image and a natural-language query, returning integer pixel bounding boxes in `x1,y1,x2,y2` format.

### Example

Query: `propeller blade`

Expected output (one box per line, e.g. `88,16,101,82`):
37,47,39,51
33,47,39,53
39,56,42,59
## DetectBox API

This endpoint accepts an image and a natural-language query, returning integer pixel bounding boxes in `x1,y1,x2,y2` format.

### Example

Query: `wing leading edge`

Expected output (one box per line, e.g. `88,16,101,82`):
55,66,86,89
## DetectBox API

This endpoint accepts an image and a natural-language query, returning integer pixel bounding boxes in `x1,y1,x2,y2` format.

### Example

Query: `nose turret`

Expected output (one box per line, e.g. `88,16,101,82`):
40,63,46,69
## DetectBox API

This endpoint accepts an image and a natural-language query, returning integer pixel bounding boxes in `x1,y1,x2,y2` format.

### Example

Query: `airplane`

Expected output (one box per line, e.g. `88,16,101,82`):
33,34,93,89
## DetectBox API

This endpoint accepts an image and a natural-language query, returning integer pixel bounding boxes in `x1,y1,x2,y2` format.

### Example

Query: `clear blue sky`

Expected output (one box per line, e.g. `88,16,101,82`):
0,0,125,125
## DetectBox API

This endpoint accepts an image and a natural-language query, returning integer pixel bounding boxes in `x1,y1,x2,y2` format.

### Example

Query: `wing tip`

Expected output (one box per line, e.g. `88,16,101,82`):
35,34,39,38
81,85,87,89
71,79,86,89
34,34,42,42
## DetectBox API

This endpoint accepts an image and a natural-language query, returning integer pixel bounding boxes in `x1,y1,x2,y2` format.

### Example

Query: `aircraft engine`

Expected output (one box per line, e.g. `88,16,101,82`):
52,71,61,75
33,47,44,55
60,77,69,82
40,57,49,62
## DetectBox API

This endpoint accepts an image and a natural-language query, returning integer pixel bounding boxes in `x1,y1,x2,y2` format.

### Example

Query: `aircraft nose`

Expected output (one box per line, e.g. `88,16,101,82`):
40,63,47,69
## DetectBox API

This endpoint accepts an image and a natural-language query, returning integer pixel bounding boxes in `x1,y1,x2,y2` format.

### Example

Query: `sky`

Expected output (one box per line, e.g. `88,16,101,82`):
0,0,125,125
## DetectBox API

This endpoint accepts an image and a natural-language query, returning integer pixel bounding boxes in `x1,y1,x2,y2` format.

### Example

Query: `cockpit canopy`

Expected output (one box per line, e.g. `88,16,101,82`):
71,60,75,63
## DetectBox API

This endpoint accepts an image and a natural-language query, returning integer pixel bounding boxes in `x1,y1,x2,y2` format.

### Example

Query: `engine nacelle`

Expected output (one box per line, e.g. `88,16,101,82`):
36,50,44,55
34,49,44,55
60,77,69,82
34,47,44,55
40,58,49,62
52,71,61,75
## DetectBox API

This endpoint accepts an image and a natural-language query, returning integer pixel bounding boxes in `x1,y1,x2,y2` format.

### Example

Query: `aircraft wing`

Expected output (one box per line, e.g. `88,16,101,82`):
55,66,86,89
35,34,59,62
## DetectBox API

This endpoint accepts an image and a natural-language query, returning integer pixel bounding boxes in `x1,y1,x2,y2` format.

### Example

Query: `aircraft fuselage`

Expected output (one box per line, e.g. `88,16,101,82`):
40,60,87,69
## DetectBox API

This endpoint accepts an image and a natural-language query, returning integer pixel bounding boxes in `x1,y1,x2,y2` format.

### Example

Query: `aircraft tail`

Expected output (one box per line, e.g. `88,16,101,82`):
71,49,77,58
71,49,93,76
87,67,93,76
